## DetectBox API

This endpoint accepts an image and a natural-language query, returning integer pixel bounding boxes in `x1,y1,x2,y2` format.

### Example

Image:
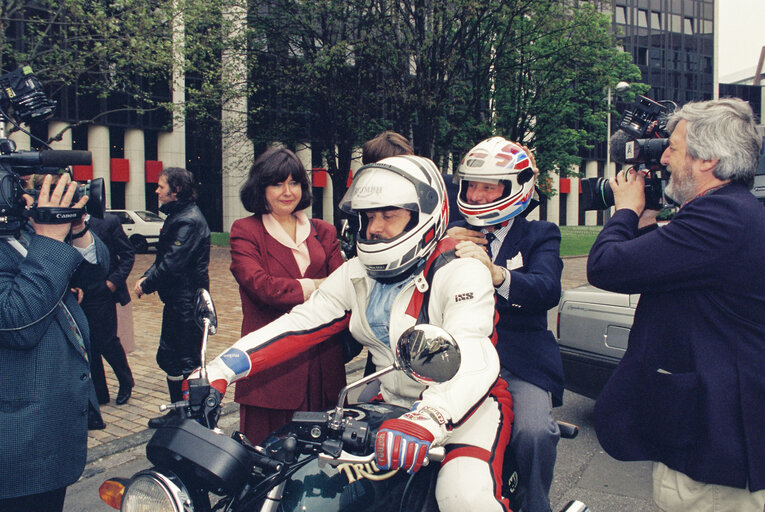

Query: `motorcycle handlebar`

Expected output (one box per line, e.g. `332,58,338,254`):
318,445,445,467
159,400,187,412
251,451,284,473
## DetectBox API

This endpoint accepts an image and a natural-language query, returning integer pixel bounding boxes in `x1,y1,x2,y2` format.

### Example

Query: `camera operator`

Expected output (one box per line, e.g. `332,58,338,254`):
587,98,765,511
0,173,108,512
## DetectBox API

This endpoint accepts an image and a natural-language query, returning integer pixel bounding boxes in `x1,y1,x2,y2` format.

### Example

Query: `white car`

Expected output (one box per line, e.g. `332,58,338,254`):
106,209,164,253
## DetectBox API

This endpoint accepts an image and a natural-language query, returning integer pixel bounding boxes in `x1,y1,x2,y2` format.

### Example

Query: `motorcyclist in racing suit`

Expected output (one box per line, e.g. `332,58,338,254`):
196,155,514,511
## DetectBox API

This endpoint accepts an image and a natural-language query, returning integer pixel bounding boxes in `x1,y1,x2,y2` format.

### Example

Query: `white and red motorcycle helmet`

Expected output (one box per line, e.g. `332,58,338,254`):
456,137,536,226
339,155,449,279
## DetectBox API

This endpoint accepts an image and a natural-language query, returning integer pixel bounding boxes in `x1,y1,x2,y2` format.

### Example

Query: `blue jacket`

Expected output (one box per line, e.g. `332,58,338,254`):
452,217,564,405
0,229,108,498
588,183,765,491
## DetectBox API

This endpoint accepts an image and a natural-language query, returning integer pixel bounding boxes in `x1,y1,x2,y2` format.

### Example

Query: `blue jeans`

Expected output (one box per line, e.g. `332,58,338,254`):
501,368,560,512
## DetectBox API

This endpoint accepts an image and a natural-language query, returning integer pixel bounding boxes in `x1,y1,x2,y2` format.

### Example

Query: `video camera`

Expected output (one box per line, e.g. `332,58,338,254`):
0,66,104,236
581,94,677,211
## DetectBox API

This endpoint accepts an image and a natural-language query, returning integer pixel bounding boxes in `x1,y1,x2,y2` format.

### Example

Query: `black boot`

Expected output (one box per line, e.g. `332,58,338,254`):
148,377,184,428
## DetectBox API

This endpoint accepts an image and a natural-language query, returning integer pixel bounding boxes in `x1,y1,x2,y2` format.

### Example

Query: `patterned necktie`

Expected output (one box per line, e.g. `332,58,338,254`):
484,232,496,260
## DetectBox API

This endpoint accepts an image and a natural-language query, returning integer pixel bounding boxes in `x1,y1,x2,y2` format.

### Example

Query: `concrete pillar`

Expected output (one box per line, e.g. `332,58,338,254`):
220,0,252,233
321,148,338,225
88,125,111,208
124,129,145,210
158,1,186,170
8,129,30,151
48,121,72,150
566,172,580,227
295,143,313,219
350,147,363,172
584,160,598,226
547,172,560,226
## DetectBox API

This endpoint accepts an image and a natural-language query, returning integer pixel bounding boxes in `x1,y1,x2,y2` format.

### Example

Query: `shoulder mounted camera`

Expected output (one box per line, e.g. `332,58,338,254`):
582,94,678,211
0,66,104,236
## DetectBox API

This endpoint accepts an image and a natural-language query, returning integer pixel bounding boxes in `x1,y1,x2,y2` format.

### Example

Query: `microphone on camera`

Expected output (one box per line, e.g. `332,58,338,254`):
0,150,92,168
609,130,631,166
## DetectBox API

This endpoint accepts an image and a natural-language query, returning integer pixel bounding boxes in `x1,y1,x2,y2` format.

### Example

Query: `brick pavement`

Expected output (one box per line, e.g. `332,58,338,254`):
86,247,589,462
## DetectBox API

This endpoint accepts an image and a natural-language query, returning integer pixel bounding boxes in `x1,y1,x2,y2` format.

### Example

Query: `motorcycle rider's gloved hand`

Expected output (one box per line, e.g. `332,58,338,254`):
376,405,449,473
183,368,228,400
182,371,226,428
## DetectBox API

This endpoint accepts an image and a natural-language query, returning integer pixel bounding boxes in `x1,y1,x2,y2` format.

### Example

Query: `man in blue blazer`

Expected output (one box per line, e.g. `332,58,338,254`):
0,174,108,511
588,98,765,510
447,137,564,512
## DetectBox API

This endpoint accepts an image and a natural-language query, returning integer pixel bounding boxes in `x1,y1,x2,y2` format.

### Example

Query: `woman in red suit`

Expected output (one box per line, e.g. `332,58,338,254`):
229,147,347,444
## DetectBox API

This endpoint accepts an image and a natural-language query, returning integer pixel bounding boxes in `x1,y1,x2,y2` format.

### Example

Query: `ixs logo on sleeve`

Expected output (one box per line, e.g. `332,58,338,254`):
454,292,474,303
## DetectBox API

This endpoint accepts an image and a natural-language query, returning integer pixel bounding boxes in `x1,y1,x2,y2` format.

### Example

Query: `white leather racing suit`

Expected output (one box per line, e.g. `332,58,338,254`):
203,239,513,511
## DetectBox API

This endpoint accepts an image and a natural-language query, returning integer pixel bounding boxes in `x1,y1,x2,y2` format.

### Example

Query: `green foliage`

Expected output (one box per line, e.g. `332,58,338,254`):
1,0,174,114
3,0,649,226
0,0,233,143
246,0,647,215
489,1,645,192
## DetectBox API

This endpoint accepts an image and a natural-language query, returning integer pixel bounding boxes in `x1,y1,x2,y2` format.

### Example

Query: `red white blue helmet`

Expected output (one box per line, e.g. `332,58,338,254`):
456,137,536,226
339,155,449,279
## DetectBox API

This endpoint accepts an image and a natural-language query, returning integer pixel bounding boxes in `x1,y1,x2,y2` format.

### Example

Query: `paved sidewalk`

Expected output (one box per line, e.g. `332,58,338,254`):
85,247,589,463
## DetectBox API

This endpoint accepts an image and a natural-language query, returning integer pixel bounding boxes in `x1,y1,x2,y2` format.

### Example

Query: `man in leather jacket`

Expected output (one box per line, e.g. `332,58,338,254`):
135,167,210,428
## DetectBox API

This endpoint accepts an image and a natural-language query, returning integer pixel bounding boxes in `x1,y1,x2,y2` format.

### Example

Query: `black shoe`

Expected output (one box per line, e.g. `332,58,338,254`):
148,410,179,429
88,408,106,430
115,385,133,405
97,395,110,405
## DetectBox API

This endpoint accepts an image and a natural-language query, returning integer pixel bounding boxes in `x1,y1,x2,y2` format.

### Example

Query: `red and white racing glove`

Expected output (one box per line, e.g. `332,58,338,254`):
375,404,449,473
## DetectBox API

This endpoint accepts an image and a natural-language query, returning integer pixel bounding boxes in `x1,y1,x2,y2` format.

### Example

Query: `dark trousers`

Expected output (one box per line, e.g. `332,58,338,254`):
0,486,66,512
156,304,203,378
82,299,134,403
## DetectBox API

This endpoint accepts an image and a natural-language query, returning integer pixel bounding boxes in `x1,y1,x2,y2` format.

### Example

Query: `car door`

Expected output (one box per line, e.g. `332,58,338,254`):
113,210,137,236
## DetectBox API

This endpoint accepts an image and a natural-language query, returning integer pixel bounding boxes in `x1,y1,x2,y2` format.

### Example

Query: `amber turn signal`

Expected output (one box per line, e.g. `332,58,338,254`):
99,479,126,510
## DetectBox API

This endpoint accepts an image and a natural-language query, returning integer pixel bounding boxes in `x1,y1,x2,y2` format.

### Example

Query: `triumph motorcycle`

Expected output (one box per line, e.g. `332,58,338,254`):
99,289,588,512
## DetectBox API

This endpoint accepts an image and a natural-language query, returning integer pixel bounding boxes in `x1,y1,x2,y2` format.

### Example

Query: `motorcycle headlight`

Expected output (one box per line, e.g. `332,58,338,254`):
121,470,193,512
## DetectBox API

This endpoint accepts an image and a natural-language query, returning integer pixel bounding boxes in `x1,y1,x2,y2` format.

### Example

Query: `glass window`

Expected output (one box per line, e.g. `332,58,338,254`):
636,47,649,66
136,211,164,222
115,212,134,225
703,56,712,73
638,9,648,27
684,17,694,34
670,14,682,32
651,48,663,68
651,11,662,29
686,53,698,72
615,6,627,24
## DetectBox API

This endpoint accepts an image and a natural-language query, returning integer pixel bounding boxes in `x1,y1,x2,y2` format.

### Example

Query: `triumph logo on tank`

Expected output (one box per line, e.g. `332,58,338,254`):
337,461,398,483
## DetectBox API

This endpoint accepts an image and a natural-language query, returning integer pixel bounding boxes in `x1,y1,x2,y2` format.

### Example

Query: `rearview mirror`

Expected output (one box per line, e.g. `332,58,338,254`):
193,289,217,335
396,324,461,384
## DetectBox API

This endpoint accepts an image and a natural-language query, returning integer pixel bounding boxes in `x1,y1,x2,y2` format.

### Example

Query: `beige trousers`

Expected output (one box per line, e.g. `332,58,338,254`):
653,462,765,512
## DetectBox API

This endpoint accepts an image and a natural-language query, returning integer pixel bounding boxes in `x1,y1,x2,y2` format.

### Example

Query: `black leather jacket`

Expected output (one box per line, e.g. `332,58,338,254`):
141,200,210,307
